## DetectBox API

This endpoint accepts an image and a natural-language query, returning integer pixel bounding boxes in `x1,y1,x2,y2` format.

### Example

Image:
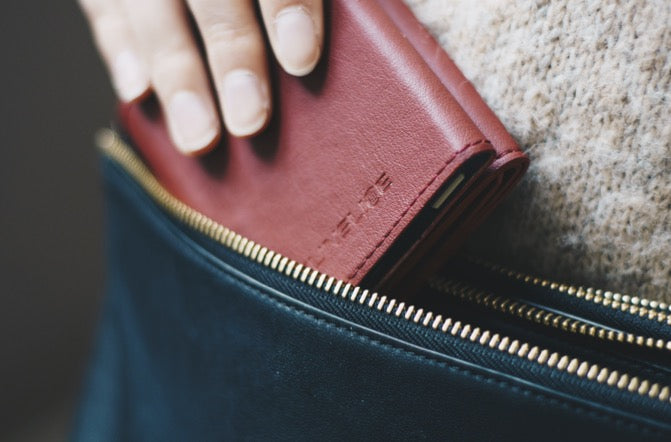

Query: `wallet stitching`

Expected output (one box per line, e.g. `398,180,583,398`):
108,160,666,437
349,138,490,280
494,147,518,159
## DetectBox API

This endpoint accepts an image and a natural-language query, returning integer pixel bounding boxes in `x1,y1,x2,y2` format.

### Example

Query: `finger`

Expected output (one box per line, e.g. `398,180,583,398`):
258,0,323,76
78,0,150,102
119,0,221,155
187,0,271,137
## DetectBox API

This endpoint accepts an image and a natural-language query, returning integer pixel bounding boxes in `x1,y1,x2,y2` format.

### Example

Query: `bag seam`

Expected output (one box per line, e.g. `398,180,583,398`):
219,262,662,437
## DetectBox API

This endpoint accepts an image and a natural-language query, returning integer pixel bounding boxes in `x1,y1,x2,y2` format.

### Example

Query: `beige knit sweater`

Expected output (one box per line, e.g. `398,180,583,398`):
405,0,671,302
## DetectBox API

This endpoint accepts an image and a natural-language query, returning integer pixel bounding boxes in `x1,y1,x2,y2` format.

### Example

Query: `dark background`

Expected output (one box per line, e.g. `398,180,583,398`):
1,1,113,440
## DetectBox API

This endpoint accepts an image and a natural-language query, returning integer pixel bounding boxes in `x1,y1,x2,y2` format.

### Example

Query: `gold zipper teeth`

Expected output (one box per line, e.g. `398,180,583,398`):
472,259,671,325
98,129,671,406
429,278,671,352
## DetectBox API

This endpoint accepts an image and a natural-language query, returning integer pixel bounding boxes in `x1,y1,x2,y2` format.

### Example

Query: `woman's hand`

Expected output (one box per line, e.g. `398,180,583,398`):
79,0,324,154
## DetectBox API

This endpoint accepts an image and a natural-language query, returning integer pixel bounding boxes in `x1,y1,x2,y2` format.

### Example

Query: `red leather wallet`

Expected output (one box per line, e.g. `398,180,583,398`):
118,0,527,296
371,0,529,293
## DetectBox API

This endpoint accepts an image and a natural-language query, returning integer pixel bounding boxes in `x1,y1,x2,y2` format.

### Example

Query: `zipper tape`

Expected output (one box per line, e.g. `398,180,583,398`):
97,128,671,406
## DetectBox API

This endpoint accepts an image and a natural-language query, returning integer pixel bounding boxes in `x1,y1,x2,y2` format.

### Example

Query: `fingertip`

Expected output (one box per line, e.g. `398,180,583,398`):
117,84,152,104
227,111,271,139
174,126,221,156
226,114,270,138
166,90,222,155
220,69,272,138
273,5,322,77
178,130,221,156
112,50,152,102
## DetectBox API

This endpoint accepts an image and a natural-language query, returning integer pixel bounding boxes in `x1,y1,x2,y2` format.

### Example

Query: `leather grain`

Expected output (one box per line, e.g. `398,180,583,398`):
119,0,525,287
376,0,529,291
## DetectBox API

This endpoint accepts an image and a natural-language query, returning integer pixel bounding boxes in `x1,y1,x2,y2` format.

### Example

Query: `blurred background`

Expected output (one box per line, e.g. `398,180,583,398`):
1,1,113,440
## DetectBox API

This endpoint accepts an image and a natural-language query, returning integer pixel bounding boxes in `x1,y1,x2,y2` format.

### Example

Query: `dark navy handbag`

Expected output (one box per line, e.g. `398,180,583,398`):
70,131,671,441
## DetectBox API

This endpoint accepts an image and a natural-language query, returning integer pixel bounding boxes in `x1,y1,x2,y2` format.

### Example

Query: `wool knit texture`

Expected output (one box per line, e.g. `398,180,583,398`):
405,0,671,302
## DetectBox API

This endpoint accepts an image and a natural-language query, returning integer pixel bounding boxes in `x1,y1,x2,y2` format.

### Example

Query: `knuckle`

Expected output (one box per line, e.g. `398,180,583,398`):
148,29,193,63
192,2,259,45
150,47,199,84
261,0,319,15
204,19,258,46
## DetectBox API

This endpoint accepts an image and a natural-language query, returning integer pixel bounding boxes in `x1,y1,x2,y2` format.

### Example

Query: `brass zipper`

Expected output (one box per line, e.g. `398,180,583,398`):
98,128,671,406
474,260,671,324
429,277,671,352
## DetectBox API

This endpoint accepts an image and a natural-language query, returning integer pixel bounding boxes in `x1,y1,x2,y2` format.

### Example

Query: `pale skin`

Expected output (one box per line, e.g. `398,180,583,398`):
79,0,324,154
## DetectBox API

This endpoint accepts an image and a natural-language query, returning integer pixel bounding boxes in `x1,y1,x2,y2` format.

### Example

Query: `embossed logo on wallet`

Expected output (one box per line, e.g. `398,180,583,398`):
308,172,392,267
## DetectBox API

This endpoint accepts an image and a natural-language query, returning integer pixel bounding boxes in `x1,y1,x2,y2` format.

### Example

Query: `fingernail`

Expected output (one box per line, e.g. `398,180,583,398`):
221,69,270,137
112,50,149,102
274,6,320,76
167,91,219,154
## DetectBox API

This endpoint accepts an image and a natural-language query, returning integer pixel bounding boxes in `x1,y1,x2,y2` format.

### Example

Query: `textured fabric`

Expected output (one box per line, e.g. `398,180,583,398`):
405,0,671,301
